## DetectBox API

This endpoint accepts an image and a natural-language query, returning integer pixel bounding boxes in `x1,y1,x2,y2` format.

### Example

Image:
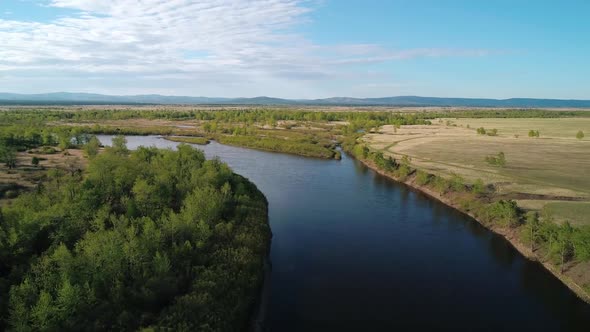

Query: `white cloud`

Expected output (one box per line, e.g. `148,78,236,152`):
0,0,493,97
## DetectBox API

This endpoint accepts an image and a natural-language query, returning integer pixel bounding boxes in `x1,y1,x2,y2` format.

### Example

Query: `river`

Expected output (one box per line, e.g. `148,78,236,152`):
97,135,590,331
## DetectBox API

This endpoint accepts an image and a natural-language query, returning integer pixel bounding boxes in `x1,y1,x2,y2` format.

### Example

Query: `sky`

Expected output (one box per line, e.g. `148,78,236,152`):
0,0,589,99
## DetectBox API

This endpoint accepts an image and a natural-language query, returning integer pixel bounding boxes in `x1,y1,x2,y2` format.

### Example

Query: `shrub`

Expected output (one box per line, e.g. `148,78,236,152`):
488,200,520,227
472,179,486,195
449,173,465,192
415,170,430,186
396,164,411,180
432,175,449,194
485,152,506,167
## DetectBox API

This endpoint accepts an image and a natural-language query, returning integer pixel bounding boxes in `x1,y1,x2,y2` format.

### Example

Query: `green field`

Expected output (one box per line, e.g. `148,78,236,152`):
543,202,590,227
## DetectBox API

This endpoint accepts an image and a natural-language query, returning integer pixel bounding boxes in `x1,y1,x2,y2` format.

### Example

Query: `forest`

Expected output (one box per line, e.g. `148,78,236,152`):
0,137,270,331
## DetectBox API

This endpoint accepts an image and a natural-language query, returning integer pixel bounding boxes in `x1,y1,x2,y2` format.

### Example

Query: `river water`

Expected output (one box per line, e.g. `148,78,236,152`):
97,135,590,331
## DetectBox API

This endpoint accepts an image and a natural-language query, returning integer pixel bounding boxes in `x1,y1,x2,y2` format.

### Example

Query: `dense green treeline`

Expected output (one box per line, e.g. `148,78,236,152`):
1,109,432,160
0,140,270,331
1,108,405,123
2,108,589,125
0,125,98,152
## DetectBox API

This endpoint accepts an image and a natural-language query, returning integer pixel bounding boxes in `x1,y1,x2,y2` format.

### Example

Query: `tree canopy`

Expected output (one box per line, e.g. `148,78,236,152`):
0,142,270,331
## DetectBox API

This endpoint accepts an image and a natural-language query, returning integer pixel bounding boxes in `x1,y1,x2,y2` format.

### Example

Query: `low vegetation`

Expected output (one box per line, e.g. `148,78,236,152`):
528,129,541,138
485,151,506,167
163,136,210,145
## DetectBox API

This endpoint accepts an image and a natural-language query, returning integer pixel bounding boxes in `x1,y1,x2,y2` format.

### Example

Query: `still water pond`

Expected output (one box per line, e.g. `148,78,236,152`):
97,135,590,331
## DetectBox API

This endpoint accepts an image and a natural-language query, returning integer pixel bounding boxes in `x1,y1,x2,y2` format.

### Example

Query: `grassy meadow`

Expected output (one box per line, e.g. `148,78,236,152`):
363,118,590,225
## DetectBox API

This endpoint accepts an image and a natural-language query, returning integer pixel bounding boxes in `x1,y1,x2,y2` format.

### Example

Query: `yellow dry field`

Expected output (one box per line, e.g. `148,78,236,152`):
445,117,590,140
363,118,590,225
0,149,86,205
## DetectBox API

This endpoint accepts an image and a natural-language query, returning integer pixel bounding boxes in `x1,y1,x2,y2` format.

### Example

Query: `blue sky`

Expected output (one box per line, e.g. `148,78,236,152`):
0,0,589,99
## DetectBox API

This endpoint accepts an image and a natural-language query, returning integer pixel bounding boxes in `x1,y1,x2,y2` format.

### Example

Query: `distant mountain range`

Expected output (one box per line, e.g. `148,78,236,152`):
1,92,590,108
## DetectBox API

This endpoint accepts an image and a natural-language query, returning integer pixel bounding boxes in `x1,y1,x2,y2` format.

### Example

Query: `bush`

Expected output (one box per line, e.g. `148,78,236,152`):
576,131,585,140
432,175,449,194
472,179,486,195
449,173,465,192
396,164,411,180
487,200,520,227
573,226,590,261
372,152,397,172
485,152,506,167
415,170,430,186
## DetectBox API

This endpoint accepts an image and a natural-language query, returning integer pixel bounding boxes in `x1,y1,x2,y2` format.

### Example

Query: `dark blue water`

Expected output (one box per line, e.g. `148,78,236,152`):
98,136,590,331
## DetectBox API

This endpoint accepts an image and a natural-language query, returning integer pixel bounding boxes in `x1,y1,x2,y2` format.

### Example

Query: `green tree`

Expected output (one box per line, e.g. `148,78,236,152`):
472,179,486,195
576,130,584,140
573,227,590,262
449,173,465,192
488,200,520,227
31,291,54,330
556,222,575,273
352,144,370,159
57,130,72,150
496,152,506,167
31,157,40,167
415,170,430,186
523,211,541,252
111,135,129,155
83,135,101,159
432,176,449,194
0,147,17,169
485,152,506,167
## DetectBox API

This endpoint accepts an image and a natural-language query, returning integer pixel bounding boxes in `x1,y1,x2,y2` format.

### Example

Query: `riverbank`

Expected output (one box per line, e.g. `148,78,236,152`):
213,134,340,160
352,154,590,304
163,136,210,145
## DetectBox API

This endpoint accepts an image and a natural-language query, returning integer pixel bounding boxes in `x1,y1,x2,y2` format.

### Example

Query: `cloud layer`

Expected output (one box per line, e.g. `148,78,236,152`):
0,0,491,97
